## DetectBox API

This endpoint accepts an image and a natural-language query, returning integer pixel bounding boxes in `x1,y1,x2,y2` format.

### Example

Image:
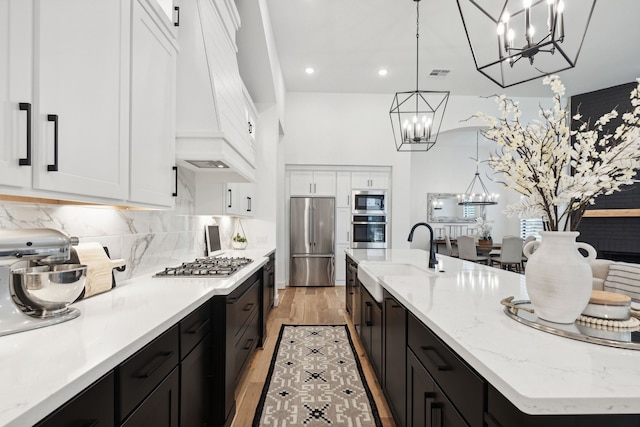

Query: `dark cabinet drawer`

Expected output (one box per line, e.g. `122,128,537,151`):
227,275,260,346
408,314,484,427
232,309,260,383
121,367,179,427
179,302,210,359
117,325,179,422
407,349,469,427
35,371,115,427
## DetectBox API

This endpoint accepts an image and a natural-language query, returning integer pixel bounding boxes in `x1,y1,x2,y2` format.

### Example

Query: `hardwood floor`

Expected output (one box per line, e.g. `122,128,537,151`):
232,286,397,427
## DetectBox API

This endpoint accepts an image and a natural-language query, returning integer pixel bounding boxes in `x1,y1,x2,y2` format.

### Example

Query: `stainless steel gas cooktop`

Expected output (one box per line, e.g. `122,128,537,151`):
154,256,253,277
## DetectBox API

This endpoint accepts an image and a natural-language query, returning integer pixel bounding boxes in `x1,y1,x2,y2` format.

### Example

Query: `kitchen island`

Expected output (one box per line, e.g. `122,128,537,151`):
346,248,640,423
0,248,274,427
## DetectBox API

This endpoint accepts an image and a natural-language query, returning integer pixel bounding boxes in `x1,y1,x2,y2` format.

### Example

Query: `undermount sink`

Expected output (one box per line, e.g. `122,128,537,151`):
358,262,434,303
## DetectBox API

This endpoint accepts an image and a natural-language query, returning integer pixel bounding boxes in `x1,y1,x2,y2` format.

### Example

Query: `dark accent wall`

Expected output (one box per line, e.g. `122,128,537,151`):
571,81,640,262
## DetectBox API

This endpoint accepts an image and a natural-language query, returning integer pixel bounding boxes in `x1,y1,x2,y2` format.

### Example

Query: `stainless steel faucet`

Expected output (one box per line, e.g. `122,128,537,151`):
407,222,438,269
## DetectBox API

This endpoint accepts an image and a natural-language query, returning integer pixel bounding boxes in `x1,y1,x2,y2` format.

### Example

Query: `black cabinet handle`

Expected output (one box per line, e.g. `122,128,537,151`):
365,302,372,326
421,346,451,371
228,188,232,208
431,402,443,427
243,338,255,350
84,419,100,427
243,303,254,312
174,6,180,26
47,114,58,172
172,166,178,197
18,103,31,166
185,318,210,335
134,351,174,378
247,196,252,212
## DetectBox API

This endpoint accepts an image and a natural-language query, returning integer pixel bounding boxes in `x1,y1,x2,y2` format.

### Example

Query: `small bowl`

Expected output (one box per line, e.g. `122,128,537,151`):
582,291,631,321
12,264,87,317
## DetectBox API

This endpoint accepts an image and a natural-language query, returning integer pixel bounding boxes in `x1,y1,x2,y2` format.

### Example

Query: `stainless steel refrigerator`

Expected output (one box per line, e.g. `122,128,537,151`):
290,197,335,286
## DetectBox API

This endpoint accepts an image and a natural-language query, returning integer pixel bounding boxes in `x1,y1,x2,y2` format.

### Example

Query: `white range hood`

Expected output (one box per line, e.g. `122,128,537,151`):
175,0,256,183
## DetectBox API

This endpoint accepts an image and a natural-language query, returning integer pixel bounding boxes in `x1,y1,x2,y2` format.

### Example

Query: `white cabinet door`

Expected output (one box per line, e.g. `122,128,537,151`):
369,172,389,189
0,0,32,188
310,171,336,196
289,171,314,196
129,0,177,207
33,0,128,199
336,207,351,244
227,183,255,217
351,171,389,189
334,243,350,284
336,171,351,208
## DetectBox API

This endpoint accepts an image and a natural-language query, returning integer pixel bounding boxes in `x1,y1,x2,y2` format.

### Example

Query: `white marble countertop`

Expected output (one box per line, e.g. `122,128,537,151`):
346,248,640,416
0,248,274,427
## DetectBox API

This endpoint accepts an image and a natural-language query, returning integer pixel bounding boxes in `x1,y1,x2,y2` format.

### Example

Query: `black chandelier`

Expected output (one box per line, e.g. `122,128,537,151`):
456,0,596,88
458,132,499,206
390,0,449,152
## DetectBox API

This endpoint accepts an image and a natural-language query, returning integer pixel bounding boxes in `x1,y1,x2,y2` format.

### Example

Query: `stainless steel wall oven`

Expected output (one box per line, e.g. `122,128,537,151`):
352,214,387,249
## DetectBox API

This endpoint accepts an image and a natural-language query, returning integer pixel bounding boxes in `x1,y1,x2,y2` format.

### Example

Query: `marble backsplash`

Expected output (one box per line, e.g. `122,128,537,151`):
0,169,222,281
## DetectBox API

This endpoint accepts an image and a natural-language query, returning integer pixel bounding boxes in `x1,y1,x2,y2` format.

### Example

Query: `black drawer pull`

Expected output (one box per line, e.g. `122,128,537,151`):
47,114,59,172
185,318,209,335
243,303,254,312
173,6,179,26
430,402,443,427
84,419,100,427
243,338,255,350
18,103,31,166
421,346,451,371
484,412,503,427
134,351,174,378
172,166,178,197
365,302,372,326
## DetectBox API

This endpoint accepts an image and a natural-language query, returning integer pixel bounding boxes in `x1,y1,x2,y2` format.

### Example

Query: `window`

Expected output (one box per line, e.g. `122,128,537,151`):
520,218,543,240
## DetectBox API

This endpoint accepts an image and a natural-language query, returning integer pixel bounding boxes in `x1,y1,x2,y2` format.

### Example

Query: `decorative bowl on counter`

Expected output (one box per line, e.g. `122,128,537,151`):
11,264,87,317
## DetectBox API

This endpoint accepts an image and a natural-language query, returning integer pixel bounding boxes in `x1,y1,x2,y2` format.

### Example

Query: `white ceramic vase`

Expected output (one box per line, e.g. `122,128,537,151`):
523,231,597,324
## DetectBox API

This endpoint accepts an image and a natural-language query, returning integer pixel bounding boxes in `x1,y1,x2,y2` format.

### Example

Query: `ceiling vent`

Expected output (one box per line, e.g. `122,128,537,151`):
429,69,450,77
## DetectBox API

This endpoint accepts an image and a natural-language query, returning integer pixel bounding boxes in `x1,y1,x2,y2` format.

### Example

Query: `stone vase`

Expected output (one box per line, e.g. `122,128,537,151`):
522,231,597,324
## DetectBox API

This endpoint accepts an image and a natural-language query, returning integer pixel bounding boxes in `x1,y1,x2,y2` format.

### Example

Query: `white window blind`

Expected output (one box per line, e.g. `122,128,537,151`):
520,218,544,240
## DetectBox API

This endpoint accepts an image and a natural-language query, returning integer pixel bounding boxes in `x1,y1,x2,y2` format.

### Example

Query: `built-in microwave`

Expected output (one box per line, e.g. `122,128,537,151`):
352,190,386,215
351,215,387,249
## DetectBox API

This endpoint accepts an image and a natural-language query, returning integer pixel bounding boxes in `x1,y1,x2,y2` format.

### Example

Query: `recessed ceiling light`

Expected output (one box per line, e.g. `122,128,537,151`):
378,69,388,77
305,67,315,75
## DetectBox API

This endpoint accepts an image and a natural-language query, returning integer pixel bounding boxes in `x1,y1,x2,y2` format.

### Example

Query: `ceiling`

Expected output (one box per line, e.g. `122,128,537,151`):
264,0,640,98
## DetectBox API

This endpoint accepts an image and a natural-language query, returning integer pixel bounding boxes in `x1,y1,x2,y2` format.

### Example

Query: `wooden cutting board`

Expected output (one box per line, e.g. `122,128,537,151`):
72,242,126,299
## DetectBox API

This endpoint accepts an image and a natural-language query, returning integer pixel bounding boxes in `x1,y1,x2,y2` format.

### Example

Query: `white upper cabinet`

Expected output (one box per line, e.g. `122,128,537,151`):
336,172,351,208
0,0,32,188
32,0,129,200
351,171,389,189
129,0,178,207
194,177,255,217
290,171,336,196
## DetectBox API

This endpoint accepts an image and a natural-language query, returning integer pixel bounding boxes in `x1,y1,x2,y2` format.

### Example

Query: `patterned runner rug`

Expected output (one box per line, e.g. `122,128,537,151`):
253,324,382,426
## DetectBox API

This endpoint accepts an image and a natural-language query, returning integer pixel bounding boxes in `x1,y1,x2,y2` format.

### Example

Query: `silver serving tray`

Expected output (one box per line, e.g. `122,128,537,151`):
501,297,640,351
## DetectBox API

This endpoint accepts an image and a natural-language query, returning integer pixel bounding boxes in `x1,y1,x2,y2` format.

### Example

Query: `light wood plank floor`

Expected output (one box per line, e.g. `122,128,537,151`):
232,286,397,427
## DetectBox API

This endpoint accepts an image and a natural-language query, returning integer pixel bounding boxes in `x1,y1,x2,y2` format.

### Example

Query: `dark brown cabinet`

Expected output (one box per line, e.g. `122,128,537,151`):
407,350,468,427
383,290,407,427
35,372,115,427
360,285,382,378
407,313,485,427
260,251,275,347
120,368,179,427
211,269,262,427
345,255,357,316
116,325,180,423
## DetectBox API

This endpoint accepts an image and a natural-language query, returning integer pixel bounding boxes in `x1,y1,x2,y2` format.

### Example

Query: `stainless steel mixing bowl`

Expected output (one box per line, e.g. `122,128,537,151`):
11,264,87,317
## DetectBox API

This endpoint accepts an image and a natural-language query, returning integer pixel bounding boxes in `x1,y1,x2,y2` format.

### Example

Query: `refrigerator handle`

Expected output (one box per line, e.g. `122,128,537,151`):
311,203,316,246
328,255,334,285
309,203,314,247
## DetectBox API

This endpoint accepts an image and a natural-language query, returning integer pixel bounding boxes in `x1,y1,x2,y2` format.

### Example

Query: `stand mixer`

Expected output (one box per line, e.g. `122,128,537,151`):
0,228,87,337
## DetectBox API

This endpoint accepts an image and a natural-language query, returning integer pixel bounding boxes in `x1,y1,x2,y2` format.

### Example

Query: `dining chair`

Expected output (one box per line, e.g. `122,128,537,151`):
445,234,459,258
492,236,524,272
457,235,490,265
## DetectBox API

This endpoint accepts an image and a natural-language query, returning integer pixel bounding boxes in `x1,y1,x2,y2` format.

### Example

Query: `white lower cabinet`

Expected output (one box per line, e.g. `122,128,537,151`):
336,207,350,245
334,243,350,284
